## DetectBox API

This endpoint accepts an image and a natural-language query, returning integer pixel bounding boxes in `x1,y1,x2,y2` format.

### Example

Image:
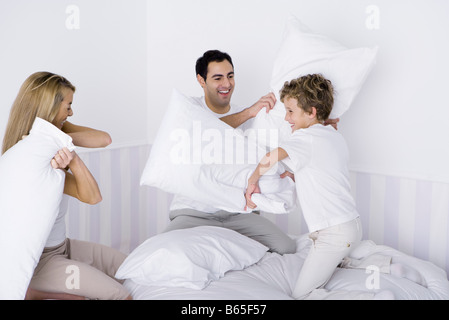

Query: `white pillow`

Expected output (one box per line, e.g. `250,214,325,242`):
250,15,378,149
115,226,269,290
0,117,75,300
140,89,297,214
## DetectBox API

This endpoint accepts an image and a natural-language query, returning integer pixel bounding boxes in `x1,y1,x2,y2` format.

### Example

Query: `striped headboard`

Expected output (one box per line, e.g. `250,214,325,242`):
66,144,449,277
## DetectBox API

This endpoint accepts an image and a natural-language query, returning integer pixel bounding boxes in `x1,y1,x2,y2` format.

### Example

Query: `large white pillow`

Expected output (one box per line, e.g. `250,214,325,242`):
0,117,75,300
115,226,269,290
250,15,378,149
140,89,297,213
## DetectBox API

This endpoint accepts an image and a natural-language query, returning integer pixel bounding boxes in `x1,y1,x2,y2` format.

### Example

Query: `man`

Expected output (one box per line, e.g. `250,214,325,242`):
164,50,297,255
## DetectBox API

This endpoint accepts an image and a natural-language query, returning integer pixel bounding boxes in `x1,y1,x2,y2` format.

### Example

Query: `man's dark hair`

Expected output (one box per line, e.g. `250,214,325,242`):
195,50,234,81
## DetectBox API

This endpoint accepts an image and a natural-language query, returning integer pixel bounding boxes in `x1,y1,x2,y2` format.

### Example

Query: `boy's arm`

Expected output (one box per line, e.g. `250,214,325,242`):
246,147,289,209
249,147,289,183
220,92,276,128
62,121,112,148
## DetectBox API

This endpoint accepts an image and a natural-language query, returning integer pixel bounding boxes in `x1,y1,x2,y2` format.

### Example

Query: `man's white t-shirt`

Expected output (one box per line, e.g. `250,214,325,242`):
279,124,359,233
169,96,247,213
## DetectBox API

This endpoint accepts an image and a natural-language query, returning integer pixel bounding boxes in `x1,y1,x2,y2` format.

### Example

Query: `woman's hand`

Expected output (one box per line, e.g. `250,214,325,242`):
51,147,74,169
245,182,261,210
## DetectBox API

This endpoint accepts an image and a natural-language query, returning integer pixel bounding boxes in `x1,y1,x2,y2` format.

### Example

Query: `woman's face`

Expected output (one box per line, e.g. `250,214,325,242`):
53,89,74,129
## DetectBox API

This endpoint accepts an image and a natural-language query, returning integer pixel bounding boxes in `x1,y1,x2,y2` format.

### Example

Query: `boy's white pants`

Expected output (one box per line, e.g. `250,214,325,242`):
293,217,368,299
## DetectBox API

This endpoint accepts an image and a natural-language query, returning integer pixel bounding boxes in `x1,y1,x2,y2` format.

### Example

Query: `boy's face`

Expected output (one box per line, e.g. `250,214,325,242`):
197,60,235,113
284,97,315,132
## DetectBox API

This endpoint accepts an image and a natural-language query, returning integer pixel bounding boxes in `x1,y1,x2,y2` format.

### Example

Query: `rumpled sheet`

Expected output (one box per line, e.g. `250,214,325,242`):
123,234,449,300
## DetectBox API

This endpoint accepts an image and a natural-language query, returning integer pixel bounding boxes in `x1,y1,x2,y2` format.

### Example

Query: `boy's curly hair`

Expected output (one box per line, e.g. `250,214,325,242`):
280,74,334,122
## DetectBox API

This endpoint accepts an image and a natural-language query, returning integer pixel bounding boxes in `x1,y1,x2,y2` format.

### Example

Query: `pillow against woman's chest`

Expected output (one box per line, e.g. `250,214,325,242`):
0,117,75,300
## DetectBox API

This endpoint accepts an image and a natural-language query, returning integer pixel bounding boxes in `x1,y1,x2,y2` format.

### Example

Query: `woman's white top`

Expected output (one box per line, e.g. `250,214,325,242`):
279,124,359,233
45,194,69,247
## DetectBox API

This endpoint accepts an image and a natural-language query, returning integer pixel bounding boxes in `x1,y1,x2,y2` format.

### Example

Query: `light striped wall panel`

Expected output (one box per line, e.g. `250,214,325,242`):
66,144,173,254
66,144,449,277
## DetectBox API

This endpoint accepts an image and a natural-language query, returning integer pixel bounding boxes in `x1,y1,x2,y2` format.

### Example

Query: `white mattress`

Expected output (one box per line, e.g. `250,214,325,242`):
123,234,449,300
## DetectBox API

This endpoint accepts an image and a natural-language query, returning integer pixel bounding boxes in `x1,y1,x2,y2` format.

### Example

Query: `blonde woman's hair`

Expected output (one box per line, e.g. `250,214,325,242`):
2,72,76,154
280,73,334,122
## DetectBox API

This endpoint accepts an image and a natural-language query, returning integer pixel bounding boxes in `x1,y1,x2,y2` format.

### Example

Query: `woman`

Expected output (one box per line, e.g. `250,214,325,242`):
2,72,131,300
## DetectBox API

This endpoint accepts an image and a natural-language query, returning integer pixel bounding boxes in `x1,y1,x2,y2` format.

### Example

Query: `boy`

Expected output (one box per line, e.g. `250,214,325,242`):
245,74,362,299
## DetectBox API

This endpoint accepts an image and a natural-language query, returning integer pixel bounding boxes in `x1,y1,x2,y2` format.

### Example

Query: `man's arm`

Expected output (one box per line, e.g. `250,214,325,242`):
324,118,340,130
220,92,276,128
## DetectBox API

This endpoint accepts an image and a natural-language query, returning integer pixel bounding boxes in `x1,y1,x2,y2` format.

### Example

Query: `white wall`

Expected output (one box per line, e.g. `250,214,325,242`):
147,0,449,183
2,0,448,182
0,0,147,149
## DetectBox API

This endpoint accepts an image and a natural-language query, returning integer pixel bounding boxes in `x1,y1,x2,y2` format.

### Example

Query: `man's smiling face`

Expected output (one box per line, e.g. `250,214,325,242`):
197,60,235,114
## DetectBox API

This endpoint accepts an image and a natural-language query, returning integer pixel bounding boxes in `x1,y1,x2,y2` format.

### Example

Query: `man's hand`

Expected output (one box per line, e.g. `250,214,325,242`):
324,118,340,130
280,171,295,182
248,92,277,118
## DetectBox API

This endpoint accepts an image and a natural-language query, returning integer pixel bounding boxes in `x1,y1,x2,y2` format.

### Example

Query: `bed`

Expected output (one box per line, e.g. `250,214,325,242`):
67,15,449,302
116,226,449,300
119,16,449,300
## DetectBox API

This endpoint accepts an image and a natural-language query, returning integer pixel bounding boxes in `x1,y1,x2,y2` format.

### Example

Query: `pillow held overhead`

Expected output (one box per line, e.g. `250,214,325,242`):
250,15,378,151
270,15,378,120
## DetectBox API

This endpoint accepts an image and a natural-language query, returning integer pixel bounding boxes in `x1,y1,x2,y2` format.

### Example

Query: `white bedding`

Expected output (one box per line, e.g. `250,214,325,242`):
123,232,449,300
